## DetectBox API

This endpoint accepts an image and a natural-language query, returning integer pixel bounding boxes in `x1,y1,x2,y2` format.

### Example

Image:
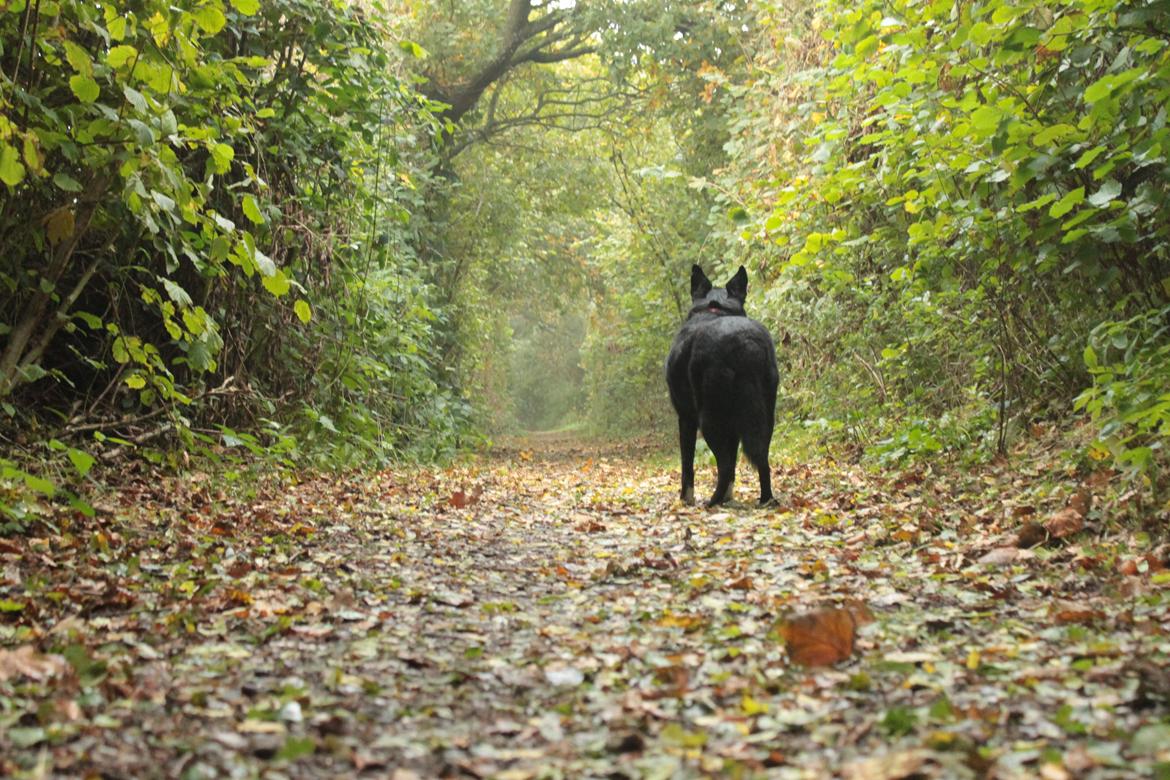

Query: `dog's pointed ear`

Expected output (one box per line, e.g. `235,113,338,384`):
690,265,712,299
726,265,748,301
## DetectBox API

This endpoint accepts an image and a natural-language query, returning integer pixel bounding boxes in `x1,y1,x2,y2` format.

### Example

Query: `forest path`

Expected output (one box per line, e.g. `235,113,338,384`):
1,436,1167,778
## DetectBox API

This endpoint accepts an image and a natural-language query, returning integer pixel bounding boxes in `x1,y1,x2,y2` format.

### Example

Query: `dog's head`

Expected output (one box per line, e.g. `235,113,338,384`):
688,265,748,317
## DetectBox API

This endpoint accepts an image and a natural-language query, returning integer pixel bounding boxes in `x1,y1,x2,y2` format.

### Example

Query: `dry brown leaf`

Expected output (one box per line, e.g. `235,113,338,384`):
780,604,868,667
1044,507,1084,539
1068,488,1092,517
448,485,484,509
0,645,69,683
1015,521,1047,548
1049,600,1104,625
727,576,754,591
841,749,929,780
977,546,1026,566
1120,554,1167,576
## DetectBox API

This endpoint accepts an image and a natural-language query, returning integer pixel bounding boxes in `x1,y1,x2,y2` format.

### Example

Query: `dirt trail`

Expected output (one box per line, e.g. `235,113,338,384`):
1,438,1167,778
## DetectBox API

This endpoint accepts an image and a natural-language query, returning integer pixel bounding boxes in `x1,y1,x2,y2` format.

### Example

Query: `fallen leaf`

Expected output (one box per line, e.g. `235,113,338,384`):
780,605,868,667
0,646,69,683
1015,521,1047,548
1049,600,1104,625
977,546,1027,566
543,665,584,686
842,748,929,780
1044,507,1084,539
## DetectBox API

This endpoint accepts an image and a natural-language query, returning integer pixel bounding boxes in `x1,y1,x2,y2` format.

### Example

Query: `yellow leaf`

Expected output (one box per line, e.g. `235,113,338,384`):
742,693,769,715
45,207,75,245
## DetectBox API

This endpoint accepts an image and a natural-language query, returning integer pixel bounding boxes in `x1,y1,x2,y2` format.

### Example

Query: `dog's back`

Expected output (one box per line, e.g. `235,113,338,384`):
666,265,778,506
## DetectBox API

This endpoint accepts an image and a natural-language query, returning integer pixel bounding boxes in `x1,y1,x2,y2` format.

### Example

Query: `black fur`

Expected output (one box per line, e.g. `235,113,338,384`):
665,265,778,506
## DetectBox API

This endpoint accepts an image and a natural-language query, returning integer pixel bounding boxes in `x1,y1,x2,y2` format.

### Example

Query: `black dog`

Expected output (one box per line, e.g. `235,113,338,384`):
665,265,778,506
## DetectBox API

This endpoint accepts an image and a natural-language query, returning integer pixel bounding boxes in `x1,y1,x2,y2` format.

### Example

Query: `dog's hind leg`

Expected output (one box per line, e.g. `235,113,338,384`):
703,426,739,507
678,416,698,504
742,431,773,505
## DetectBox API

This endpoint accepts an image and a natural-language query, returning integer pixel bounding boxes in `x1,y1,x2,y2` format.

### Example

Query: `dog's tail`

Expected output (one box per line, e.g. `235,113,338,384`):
737,381,774,470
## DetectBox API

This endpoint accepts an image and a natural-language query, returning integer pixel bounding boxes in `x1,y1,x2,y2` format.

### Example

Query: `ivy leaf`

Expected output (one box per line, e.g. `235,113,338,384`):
69,75,100,103
230,0,261,14
1049,187,1085,218
294,299,312,324
0,143,26,187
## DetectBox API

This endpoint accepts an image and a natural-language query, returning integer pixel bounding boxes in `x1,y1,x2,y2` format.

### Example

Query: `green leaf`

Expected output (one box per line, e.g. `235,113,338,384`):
7,727,45,749
0,143,26,187
62,40,92,74
151,190,176,212
53,172,83,192
107,45,138,69
108,16,128,40
970,105,1001,135
24,472,56,497
67,448,96,477
0,599,25,612
398,40,428,59
1049,187,1085,218
253,246,275,276
1032,124,1075,147
968,22,996,45
209,142,234,174
230,0,261,14
1084,76,1113,103
1132,724,1170,756
1084,345,1098,369
294,299,312,324
1073,146,1107,169
276,736,316,761
69,74,100,103
123,85,148,113
242,194,264,224
262,269,291,297
192,5,227,34
1087,180,1122,207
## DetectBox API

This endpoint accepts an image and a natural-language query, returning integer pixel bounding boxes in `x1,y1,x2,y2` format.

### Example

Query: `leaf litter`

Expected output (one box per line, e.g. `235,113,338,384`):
1,434,1168,778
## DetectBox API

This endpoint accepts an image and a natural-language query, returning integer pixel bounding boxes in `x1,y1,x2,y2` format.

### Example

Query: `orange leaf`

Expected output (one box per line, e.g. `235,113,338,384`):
780,605,868,667
1050,601,1104,625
